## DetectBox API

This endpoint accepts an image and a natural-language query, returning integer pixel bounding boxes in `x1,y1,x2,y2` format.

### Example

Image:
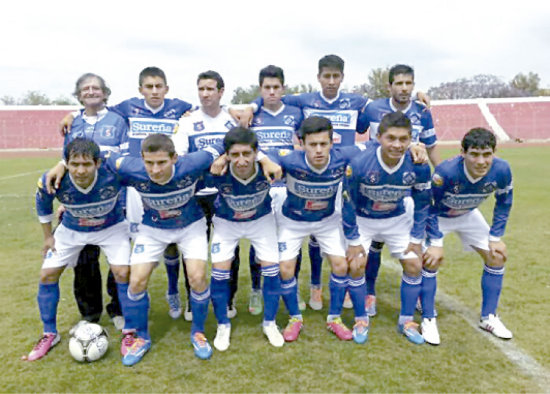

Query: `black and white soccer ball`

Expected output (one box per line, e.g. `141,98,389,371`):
68,322,109,362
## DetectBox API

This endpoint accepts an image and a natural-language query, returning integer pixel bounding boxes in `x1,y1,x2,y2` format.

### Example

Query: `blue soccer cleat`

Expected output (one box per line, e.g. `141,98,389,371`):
122,337,151,366
191,332,213,360
398,321,425,345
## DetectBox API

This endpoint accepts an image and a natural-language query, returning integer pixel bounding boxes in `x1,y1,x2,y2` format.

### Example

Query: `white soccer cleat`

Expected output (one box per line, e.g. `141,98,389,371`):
227,302,238,319
263,322,284,348
183,301,193,322
479,314,513,339
213,324,231,351
421,318,440,345
166,292,182,319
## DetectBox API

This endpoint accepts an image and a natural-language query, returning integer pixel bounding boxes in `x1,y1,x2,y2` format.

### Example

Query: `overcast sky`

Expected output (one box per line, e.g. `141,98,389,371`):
2,0,549,105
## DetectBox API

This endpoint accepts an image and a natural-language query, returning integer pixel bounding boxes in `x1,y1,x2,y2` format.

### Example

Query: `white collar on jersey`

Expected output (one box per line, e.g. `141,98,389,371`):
144,101,165,114
230,162,259,185
69,170,99,194
82,108,108,125
153,164,176,185
463,162,484,184
305,153,331,174
389,98,412,113
376,146,405,174
261,104,285,117
319,91,341,104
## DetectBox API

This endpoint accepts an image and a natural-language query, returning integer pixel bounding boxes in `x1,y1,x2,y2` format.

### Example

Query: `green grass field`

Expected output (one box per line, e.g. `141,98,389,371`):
0,146,549,392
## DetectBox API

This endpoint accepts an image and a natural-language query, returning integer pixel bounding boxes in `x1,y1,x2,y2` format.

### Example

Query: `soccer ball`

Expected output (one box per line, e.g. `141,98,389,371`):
68,322,109,362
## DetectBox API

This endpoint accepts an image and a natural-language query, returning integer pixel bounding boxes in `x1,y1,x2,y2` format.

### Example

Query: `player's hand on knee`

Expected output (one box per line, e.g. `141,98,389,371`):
423,246,444,270
42,235,56,257
489,240,507,264
346,244,366,269
404,242,422,260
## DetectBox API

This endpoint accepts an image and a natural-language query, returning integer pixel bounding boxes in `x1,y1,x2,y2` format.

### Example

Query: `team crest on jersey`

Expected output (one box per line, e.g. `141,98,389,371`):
224,121,234,130
283,115,295,126
432,173,444,186
137,182,151,192
345,165,352,178
132,108,141,116
176,177,194,188
193,121,205,131
99,186,118,199
339,98,351,109
482,182,497,193
60,192,75,204
255,182,269,191
164,109,177,118
222,185,233,194
101,126,115,138
252,118,262,126
452,182,462,194
409,113,420,123
366,171,380,184
402,171,416,185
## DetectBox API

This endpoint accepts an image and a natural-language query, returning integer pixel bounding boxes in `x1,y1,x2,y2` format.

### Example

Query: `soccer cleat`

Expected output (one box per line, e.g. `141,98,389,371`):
479,314,513,339
227,302,238,319
263,322,284,347
27,333,61,361
398,321,425,345
69,320,88,336
120,331,137,356
308,287,323,310
213,324,231,352
191,332,213,360
183,301,193,322
282,317,303,342
112,315,125,331
297,291,306,311
166,292,182,319
121,337,151,366
343,291,353,309
421,318,441,345
365,295,377,317
248,289,263,316
327,317,353,340
352,320,369,344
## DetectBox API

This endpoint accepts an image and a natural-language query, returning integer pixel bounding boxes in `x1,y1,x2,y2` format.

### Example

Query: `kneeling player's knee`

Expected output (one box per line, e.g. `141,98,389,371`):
402,259,422,276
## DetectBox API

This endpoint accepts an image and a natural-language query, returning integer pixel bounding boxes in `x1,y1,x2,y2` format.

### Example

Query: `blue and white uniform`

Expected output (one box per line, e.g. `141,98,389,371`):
105,146,223,263
208,163,277,263
36,167,130,269
426,156,513,250
342,142,432,258
250,104,303,152
360,98,437,147
254,92,369,147
271,145,364,261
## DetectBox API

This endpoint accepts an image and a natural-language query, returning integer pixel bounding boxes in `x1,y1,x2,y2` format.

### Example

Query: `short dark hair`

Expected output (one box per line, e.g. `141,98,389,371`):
139,67,167,86
259,65,285,86
388,64,414,84
318,55,344,74
378,111,412,135
298,116,333,141
197,70,224,90
224,127,258,152
73,73,111,105
64,138,100,163
462,128,497,152
141,134,176,157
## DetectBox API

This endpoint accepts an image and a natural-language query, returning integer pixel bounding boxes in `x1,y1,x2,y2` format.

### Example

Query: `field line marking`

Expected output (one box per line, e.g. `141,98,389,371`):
381,258,550,392
0,169,47,182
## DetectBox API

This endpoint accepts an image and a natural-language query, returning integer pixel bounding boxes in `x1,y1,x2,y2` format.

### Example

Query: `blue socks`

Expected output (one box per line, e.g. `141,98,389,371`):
211,268,230,325
400,273,422,317
481,265,504,318
420,269,437,319
190,288,210,335
366,241,383,296
164,252,180,296
37,282,60,334
348,275,367,319
309,237,323,288
280,277,300,317
127,289,150,340
261,264,281,323
328,273,348,316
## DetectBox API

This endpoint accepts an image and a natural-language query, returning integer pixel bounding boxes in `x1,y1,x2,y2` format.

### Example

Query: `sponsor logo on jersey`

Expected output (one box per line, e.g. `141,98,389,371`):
432,173,444,186
195,136,224,150
283,115,295,125
141,184,196,210
442,193,489,210
64,195,118,218
359,184,410,202
372,202,397,212
305,200,329,210
158,209,181,219
223,189,269,212
286,175,340,199
233,209,257,219
128,119,176,137
78,217,106,226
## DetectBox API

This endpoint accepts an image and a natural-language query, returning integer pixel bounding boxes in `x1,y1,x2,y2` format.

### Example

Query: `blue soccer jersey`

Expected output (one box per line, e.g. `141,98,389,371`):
426,156,513,241
250,104,303,152
270,145,364,222
342,142,432,242
254,92,369,147
36,167,125,232
105,146,223,229
110,97,193,157
65,109,129,156
206,163,272,222
360,98,437,147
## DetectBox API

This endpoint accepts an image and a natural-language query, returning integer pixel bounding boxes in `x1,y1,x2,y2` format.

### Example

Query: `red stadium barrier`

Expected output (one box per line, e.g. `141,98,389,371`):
0,98,549,150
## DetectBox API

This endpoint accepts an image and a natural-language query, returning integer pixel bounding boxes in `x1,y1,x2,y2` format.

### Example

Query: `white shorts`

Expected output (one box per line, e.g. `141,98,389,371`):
211,214,278,264
276,211,346,261
131,218,208,264
371,197,414,244
355,212,417,260
42,221,131,269
436,209,490,252
126,187,144,226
